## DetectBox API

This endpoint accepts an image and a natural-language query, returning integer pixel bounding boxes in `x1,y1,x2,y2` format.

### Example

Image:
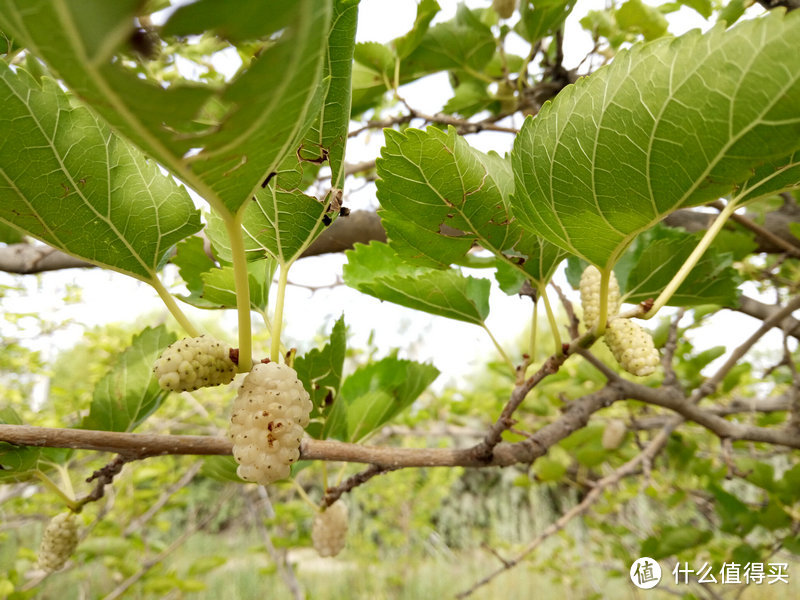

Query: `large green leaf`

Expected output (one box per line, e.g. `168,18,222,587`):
82,326,176,433
378,126,565,282
511,12,800,269
343,242,491,325
0,0,332,215
323,357,439,442
294,316,347,439
206,181,327,266
0,62,201,281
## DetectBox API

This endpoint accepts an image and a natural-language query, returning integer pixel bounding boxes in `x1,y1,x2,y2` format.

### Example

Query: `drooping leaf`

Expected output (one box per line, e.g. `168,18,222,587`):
82,326,177,433
323,357,439,442
295,316,347,438
378,126,565,283
0,0,332,215
343,242,491,325
511,12,800,269
180,259,274,312
299,0,360,188
0,62,202,281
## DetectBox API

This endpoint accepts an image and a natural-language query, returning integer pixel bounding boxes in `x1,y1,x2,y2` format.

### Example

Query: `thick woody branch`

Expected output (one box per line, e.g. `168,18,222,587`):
0,388,619,468
615,380,800,448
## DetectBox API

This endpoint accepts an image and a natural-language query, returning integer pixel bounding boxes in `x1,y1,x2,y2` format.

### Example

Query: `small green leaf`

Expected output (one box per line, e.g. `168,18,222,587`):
511,13,800,268
295,316,347,438
206,182,326,266
534,457,567,482
173,237,217,297
403,5,495,75
0,409,69,481
677,0,712,19
343,242,491,325
82,326,177,433
517,0,577,43
616,0,669,40
161,0,298,42
324,357,439,442
0,62,202,281
393,0,440,59
201,455,245,483
191,260,274,312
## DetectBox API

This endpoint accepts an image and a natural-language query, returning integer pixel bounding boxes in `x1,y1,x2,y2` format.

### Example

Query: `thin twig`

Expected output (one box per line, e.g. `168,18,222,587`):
662,308,686,390
322,464,398,507
457,421,680,598
102,487,236,600
123,460,202,536
248,487,304,600
690,295,800,403
709,200,800,258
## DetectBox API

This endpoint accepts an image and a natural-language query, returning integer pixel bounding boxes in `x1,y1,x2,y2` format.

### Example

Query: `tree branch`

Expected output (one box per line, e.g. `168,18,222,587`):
457,420,679,598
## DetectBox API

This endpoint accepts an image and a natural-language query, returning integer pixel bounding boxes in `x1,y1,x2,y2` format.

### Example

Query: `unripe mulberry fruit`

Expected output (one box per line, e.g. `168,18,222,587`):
38,512,79,572
602,419,627,450
153,336,236,392
229,362,312,485
492,0,516,19
580,266,621,330
312,501,348,557
603,318,660,377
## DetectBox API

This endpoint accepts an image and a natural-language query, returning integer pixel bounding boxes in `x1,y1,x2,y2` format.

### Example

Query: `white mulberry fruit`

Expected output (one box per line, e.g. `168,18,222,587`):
580,265,620,330
603,318,660,377
492,0,516,19
602,419,627,450
312,501,348,557
228,362,312,485
38,512,78,572
153,336,236,392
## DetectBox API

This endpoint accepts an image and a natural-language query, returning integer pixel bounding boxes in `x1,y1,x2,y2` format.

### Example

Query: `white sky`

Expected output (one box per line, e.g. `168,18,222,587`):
1,0,789,393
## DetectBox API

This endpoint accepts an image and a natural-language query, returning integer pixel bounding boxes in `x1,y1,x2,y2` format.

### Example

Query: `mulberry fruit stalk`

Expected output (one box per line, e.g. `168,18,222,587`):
153,336,236,392
579,265,620,330
312,501,348,557
229,362,312,485
38,512,79,572
603,318,660,376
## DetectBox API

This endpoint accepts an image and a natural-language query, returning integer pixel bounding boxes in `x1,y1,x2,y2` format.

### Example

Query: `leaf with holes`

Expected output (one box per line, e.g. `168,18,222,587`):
0,0,331,215
378,126,566,283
